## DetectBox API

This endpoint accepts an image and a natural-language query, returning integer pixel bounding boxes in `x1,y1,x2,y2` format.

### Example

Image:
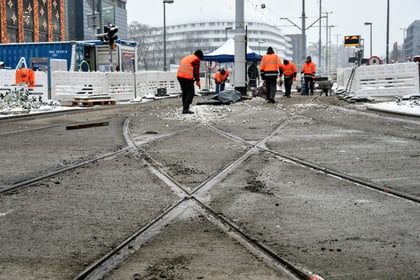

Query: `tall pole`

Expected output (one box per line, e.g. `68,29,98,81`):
163,0,174,71
401,27,406,61
325,12,329,74
335,34,341,69
318,0,322,73
302,0,306,60
234,0,246,95
386,0,390,64
364,22,373,57
369,24,372,57
98,0,102,34
324,12,332,74
328,25,335,75
163,2,167,71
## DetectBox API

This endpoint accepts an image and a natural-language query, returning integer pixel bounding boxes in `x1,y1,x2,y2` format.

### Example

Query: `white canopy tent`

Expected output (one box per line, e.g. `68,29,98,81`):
202,38,262,62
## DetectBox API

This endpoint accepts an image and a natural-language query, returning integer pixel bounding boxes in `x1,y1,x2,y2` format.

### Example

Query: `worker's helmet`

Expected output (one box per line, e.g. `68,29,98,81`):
283,59,289,65
267,47,274,54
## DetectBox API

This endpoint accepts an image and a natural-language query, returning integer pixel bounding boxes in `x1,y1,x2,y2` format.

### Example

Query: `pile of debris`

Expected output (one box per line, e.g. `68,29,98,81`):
0,87,59,115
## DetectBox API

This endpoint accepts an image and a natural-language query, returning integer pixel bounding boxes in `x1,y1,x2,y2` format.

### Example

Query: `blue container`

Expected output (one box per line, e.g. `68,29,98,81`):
0,41,77,70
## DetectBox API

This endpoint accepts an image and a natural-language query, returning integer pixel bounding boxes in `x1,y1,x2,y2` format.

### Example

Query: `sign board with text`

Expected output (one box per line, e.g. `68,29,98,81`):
344,35,360,47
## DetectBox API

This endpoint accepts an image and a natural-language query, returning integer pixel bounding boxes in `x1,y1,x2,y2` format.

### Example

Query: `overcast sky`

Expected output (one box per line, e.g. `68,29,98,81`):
127,0,419,57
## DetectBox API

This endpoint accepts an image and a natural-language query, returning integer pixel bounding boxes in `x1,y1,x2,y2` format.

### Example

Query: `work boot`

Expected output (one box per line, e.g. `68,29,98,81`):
182,109,194,114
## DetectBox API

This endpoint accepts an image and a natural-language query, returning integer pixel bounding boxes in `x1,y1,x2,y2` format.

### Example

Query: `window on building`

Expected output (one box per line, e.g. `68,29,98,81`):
117,1,125,9
24,30,34,42
7,28,18,43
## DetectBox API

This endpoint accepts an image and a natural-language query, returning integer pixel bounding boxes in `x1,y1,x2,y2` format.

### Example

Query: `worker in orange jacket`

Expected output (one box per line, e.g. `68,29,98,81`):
214,68,229,94
301,56,316,95
260,47,282,103
280,59,297,98
16,68,35,87
177,49,203,114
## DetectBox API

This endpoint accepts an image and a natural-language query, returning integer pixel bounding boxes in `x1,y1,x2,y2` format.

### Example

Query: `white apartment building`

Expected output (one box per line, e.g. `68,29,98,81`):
142,20,293,71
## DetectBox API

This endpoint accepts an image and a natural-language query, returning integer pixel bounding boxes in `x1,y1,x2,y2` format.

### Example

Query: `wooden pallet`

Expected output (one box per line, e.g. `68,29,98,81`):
71,99,116,107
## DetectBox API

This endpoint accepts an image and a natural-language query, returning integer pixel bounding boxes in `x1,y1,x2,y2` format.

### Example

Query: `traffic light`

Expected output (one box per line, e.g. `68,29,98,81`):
105,24,118,49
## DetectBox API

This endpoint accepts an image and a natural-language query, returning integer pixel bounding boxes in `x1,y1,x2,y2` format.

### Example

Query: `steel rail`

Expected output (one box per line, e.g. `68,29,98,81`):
197,106,420,205
0,148,130,195
74,117,322,280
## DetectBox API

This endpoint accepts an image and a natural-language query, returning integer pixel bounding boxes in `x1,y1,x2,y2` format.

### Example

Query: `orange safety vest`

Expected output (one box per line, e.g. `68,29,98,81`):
260,54,282,77
214,69,229,83
177,54,200,80
302,62,316,75
16,68,35,87
282,62,297,76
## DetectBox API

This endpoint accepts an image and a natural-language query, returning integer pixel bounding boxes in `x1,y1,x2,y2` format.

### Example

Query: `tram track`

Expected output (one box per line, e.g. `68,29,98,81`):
0,116,195,196
197,105,420,205
75,104,420,279
2,99,419,279
0,147,129,195
73,117,325,280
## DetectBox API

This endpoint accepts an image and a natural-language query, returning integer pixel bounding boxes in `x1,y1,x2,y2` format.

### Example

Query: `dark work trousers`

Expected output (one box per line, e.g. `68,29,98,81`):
248,78,257,87
265,76,277,101
283,76,293,97
215,82,225,94
177,77,195,111
304,75,314,95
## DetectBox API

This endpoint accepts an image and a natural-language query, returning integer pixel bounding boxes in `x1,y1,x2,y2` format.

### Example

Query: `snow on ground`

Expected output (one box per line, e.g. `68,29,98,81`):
366,98,420,117
1,95,420,119
0,105,85,119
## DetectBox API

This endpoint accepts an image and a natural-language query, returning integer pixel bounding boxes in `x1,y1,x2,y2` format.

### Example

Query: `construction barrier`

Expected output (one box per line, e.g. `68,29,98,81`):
337,62,420,97
51,71,181,103
0,70,48,101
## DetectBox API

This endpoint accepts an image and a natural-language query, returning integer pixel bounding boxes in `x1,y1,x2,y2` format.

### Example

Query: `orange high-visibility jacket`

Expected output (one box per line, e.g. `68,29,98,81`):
260,54,282,77
16,68,35,87
214,69,229,83
282,62,297,77
302,62,316,75
177,54,200,80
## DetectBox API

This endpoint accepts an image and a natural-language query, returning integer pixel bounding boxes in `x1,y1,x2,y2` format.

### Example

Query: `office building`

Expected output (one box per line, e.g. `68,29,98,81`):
66,0,128,41
403,20,420,60
0,0,128,43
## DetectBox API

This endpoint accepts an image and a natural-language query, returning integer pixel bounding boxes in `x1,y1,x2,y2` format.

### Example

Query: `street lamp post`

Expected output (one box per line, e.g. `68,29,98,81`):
302,0,306,60
258,40,264,55
323,11,333,74
335,33,341,69
386,0,390,64
400,27,406,61
225,26,233,40
163,0,174,71
364,22,373,57
328,25,335,74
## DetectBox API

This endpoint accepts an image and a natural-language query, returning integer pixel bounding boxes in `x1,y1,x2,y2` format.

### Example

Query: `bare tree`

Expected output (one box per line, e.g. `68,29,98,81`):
128,21,155,71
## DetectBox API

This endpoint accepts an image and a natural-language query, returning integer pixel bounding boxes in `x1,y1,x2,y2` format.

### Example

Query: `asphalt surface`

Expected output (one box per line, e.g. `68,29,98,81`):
0,93,419,280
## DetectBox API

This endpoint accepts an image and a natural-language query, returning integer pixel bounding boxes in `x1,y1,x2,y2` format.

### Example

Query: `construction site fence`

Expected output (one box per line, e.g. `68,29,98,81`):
0,70,49,100
51,71,181,103
0,70,181,102
337,62,420,97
